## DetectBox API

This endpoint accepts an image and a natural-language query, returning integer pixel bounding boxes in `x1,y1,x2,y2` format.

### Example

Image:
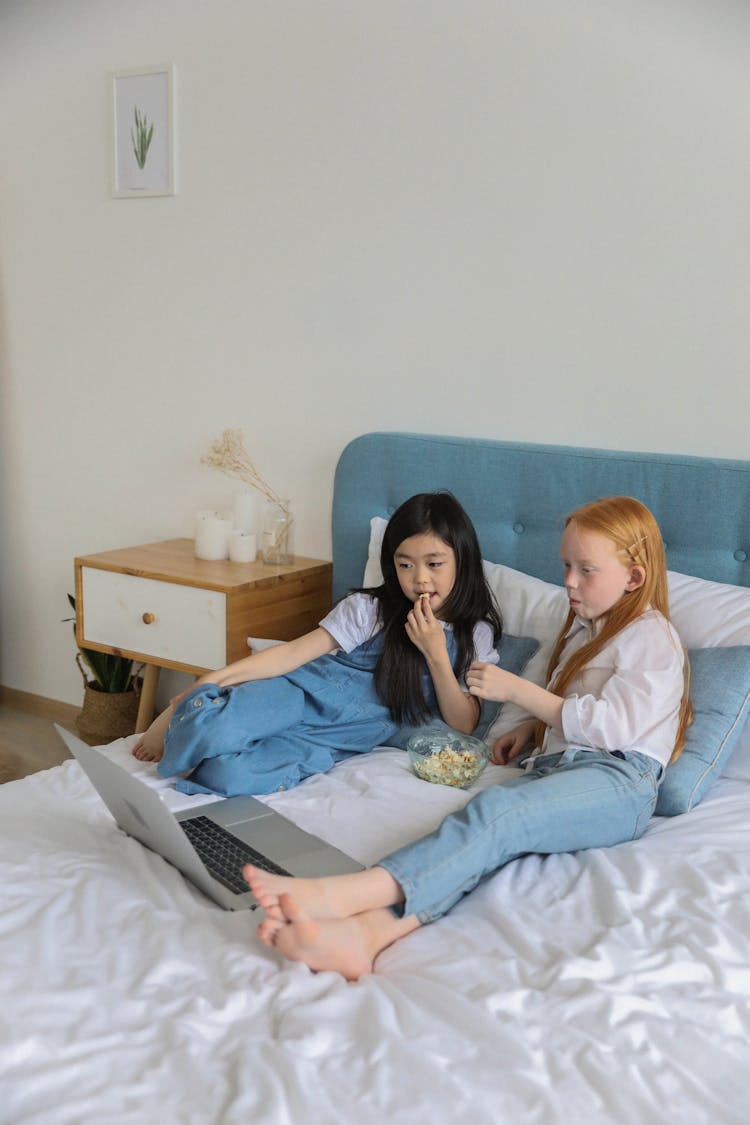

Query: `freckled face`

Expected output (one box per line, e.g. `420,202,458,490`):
560,522,636,622
394,532,457,619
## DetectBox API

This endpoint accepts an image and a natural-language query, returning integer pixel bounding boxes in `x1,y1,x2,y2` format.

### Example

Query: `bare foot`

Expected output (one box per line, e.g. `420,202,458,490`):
132,705,173,762
248,869,422,980
132,732,163,762
243,864,351,922
262,893,376,981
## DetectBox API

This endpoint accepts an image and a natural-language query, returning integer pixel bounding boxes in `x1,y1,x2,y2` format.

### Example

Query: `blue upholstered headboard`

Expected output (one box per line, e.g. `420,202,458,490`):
331,432,750,601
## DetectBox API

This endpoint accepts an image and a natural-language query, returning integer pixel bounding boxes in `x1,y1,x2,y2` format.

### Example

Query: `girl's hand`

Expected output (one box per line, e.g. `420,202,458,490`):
465,661,520,704
167,628,337,710
491,720,537,765
405,593,448,662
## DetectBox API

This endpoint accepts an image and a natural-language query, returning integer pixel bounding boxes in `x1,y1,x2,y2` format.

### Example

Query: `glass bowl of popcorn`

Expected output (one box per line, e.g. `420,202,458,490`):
406,729,489,789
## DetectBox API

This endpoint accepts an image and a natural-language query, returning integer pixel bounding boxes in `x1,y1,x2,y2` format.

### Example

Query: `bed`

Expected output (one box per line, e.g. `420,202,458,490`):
3,431,750,1124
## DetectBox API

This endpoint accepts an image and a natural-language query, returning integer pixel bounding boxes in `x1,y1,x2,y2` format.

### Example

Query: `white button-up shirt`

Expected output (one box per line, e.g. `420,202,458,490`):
541,608,686,770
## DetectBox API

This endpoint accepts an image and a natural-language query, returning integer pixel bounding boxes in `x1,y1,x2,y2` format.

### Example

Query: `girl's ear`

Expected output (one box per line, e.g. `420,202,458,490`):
625,565,646,591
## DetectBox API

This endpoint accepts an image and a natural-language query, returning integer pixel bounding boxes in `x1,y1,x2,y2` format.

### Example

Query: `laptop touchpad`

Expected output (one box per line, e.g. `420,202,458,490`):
233,815,315,861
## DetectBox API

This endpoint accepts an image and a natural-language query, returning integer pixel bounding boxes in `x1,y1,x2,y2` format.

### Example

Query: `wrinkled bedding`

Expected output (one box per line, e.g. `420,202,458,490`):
2,738,750,1125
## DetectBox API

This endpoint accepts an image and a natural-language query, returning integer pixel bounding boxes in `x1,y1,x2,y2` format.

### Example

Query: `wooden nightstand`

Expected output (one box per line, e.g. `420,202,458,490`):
74,539,332,733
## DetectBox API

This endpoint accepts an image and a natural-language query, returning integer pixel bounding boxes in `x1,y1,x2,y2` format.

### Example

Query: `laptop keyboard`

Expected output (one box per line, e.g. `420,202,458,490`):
180,815,292,895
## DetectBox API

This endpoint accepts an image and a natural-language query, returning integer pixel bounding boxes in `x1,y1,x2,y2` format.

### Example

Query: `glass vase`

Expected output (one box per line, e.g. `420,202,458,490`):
261,500,294,565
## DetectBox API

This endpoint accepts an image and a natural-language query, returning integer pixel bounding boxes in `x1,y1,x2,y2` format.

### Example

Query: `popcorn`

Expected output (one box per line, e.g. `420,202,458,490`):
411,746,485,788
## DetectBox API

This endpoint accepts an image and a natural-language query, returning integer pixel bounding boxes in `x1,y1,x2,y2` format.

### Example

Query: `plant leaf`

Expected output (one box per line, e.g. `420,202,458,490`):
65,594,134,693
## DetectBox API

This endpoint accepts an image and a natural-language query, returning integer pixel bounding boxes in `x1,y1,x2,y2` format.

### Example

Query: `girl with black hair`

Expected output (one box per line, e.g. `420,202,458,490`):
133,492,502,797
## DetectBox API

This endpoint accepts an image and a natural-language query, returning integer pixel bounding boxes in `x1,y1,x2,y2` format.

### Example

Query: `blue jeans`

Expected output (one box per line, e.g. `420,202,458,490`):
379,749,663,923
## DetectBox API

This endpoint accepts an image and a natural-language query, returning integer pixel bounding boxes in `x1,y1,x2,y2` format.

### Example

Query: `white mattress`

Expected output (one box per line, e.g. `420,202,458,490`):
2,738,750,1124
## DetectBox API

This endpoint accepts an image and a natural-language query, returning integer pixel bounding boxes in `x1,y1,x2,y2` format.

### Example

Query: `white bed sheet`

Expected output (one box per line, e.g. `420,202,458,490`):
2,739,750,1125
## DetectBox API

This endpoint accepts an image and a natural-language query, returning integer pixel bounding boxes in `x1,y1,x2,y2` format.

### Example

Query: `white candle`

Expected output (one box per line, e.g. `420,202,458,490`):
194,508,219,538
228,529,257,563
232,489,257,533
194,514,232,560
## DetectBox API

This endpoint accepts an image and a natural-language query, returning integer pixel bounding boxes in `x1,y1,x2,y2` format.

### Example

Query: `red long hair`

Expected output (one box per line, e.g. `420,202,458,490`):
535,496,691,763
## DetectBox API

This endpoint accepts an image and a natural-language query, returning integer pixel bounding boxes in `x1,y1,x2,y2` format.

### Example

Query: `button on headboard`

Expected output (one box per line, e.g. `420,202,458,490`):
331,432,750,601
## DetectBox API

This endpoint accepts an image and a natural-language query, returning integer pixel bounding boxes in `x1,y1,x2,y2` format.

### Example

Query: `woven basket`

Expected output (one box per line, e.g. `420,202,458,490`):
75,654,143,746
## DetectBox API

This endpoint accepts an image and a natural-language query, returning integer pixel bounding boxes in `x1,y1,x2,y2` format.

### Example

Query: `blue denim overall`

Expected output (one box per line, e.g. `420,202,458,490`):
158,631,458,797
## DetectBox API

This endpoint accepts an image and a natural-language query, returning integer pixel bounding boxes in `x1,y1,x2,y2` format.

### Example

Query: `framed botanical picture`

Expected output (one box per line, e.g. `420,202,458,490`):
112,65,176,197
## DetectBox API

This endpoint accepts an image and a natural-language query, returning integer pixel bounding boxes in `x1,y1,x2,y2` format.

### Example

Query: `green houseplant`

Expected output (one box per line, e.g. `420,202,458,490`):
65,595,143,745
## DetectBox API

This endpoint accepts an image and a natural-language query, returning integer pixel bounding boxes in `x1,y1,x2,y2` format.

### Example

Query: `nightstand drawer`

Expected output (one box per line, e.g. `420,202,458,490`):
80,567,227,670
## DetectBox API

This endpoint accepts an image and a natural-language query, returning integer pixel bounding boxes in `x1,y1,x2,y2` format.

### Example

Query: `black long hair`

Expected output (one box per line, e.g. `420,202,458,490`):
357,491,502,724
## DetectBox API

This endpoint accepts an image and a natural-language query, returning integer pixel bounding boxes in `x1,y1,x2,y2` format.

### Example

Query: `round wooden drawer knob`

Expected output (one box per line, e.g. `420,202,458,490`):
142,612,156,625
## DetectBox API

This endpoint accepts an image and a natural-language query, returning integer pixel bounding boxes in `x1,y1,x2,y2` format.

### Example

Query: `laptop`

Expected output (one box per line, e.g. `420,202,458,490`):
55,725,363,911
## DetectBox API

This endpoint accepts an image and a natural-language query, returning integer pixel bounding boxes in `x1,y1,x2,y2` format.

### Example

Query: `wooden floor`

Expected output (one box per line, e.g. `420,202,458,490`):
0,694,78,784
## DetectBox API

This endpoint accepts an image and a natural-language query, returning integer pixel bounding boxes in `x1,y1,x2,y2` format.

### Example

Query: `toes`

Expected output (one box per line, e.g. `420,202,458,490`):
257,918,283,947
244,865,285,920
133,744,156,762
278,892,320,943
243,864,264,896
255,894,285,921
278,891,307,924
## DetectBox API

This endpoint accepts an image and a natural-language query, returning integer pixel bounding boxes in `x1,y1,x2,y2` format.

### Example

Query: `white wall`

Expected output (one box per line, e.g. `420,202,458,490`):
1,0,749,707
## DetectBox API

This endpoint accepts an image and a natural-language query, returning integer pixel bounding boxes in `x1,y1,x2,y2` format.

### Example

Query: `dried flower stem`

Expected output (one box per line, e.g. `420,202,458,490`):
201,428,286,509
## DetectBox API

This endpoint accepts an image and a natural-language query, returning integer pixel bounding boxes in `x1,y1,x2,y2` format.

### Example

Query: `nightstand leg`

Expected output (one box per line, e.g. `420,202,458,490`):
136,664,160,732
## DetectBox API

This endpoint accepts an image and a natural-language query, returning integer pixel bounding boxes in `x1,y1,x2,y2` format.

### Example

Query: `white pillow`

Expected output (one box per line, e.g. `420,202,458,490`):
363,516,750,769
363,516,388,586
481,560,567,648
668,570,750,648
246,637,283,652
480,561,569,741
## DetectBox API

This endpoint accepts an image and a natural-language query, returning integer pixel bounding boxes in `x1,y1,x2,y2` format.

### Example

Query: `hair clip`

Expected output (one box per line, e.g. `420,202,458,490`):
626,535,648,556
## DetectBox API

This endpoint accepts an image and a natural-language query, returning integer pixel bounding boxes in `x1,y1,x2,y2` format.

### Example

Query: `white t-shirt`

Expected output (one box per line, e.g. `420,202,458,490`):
320,592,498,687
541,608,685,769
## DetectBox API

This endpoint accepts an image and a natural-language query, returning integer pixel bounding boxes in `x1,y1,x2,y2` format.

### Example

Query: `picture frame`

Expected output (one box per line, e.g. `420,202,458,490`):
112,65,176,198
